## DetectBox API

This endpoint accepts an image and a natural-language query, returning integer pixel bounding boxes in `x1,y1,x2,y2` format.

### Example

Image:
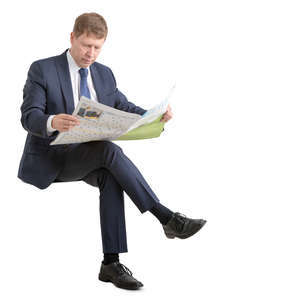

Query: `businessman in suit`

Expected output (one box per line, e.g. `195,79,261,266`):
18,12,206,290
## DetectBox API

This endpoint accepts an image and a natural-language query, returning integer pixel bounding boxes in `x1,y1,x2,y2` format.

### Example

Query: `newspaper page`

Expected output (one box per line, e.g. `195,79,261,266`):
50,97,142,145
126,85,174,132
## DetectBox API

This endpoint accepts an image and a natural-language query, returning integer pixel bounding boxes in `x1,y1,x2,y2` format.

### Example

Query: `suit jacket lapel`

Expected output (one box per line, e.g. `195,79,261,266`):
55,50,75,114
90,63,108,105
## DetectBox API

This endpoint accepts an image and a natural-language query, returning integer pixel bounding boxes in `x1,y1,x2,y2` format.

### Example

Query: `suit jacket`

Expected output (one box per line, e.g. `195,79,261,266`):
18,49,146,190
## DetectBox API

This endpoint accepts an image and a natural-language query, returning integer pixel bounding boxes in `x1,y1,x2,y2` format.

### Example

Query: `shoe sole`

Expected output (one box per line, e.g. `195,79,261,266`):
165,220,207,239
98,273,143,290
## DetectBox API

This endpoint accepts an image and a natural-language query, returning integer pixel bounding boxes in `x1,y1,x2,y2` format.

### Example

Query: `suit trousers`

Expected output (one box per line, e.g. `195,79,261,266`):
55,140,160,253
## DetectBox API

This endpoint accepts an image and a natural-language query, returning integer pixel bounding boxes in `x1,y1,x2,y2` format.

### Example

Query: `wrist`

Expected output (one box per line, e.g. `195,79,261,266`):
47,115,56,133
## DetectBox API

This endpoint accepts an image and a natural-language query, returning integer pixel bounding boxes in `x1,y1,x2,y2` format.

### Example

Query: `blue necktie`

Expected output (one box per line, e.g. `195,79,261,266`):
79,68,91,99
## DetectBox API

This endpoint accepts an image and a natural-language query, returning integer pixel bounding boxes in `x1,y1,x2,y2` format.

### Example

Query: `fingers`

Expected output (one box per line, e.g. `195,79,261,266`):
160,116,170,122
54,114,81,132
61,119,80,131
60,114,80,123
160,111,173,122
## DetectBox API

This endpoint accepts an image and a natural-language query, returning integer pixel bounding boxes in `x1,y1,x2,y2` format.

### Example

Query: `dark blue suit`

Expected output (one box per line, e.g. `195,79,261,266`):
18,50,160,253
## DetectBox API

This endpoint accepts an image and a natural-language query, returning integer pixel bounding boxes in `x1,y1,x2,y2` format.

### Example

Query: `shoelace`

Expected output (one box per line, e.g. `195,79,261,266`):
174,213,187,231
116,262,133,277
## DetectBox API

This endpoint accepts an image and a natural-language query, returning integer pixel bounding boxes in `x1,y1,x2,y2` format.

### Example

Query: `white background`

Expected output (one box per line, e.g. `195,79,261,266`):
1,0,300,299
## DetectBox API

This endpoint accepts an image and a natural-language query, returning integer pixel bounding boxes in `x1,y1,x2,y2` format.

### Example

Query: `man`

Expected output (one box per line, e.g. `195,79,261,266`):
18,12,206,290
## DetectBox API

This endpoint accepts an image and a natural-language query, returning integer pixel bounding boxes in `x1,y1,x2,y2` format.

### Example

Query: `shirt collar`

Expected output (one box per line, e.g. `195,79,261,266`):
67,49,88,73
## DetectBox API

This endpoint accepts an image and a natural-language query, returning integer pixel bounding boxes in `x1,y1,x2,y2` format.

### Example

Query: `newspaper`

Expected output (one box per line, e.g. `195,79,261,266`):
50,85,175,145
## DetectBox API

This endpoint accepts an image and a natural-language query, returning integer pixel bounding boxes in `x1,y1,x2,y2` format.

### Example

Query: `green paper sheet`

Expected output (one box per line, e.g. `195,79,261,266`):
116,115,165,140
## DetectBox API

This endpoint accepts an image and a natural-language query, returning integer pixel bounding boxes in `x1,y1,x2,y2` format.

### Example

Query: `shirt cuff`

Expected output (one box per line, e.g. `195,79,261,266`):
47,115,56,136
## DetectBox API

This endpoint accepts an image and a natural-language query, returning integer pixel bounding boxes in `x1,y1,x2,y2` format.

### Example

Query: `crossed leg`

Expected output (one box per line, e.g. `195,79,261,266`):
55,140,161,252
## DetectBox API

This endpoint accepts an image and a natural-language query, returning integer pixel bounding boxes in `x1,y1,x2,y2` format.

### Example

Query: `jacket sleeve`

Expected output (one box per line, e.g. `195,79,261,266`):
20,61,51,139
108,68,147,116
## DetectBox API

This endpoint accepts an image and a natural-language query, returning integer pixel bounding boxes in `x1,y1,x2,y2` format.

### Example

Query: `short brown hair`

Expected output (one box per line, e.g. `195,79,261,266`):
73,13,108,39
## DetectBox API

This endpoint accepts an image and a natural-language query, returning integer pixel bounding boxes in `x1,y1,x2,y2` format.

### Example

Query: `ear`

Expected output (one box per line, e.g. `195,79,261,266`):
70,32,74,44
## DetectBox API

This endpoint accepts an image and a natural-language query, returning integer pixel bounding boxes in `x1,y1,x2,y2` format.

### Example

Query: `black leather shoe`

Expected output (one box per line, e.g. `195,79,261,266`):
163,212,207,239
98,261,143,290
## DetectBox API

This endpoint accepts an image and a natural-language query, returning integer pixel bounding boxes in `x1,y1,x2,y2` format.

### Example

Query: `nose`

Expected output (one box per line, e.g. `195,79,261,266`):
87,47,95,58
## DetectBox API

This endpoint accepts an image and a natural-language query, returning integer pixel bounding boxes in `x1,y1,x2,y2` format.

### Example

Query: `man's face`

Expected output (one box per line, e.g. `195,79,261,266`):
69,31,106,68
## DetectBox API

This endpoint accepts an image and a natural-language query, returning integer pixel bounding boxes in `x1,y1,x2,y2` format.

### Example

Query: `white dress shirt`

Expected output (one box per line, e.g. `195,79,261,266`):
47,49,99,134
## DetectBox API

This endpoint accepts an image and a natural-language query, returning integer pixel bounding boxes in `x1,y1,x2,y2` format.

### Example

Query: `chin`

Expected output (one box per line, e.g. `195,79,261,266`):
82,59,93,66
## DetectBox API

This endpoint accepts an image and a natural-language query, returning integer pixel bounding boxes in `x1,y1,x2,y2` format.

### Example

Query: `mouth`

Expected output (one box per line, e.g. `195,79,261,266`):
83,59,92,64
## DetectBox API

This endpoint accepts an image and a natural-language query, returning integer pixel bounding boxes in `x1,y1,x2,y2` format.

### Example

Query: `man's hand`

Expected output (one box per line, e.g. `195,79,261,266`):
160,104,173,122
52,114,80,132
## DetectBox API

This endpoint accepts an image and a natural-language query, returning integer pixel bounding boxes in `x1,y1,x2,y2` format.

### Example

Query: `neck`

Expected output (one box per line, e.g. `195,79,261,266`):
69,48,81,68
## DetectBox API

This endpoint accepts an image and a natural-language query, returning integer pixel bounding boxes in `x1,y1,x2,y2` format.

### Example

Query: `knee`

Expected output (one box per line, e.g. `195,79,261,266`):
102,141,123,153
92,141,122,153
92,141,123,166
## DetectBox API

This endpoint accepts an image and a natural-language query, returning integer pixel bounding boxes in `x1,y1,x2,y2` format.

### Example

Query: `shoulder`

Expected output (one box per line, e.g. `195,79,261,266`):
92,61,113,75
30,53,60,68
91,61,117,86
27,52,65,78
29,50,69,71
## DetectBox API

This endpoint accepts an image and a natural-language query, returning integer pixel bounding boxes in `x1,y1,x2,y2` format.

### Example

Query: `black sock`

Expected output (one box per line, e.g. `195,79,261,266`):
149,202,174,225
103,253,119,265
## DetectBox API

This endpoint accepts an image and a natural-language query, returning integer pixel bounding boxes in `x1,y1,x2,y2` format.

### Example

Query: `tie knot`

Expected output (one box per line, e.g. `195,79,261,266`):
79,68,88,78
